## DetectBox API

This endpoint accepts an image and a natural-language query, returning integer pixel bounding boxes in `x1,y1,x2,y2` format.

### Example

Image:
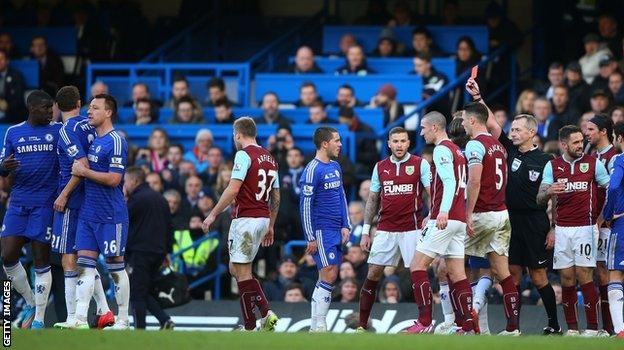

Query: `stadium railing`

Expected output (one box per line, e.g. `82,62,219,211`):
170,232,226,299
322,25,489,55
116,107,385,131
254,74,423,104
283,241,308,257
86,63,251,107
287,56,457,78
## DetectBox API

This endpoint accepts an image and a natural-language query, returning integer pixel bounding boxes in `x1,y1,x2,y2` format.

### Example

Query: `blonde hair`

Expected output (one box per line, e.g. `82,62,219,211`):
515,89,536,115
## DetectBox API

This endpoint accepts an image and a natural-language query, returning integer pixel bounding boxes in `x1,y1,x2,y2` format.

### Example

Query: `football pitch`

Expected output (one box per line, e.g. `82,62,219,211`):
9,330,623,350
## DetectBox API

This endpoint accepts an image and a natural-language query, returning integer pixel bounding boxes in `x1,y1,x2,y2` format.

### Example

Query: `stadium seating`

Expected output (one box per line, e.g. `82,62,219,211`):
3,27,77,55
322,25,489,55
116,107,385,130
9,60,39,88
255,74,422,104
289,56,457,78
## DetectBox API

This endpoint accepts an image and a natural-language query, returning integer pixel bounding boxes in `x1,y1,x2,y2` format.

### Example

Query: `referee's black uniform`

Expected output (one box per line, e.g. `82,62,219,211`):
127,182,174,329
498,132,554,268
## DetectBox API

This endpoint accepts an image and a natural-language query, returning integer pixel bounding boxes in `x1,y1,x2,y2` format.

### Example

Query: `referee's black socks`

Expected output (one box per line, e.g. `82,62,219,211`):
537,283,560,329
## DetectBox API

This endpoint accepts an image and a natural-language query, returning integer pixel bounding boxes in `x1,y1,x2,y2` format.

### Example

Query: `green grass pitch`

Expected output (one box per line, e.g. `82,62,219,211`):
8,330,623,350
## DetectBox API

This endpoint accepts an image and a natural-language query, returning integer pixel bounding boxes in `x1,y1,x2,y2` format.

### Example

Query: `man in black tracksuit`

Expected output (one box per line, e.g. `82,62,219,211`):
125,166,174,329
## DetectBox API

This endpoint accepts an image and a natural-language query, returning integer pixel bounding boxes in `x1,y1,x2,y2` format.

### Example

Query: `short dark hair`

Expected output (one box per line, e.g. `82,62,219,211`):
136,97,151,106
263,91,279,103
177,95,194,106
169,143,184,153
133,82,149,92
93,93,118,118
55,86,81,112
548,62,564,71
125,166,145,183
339,84,354,94
448,117,469,148
234,117,257,138
412,26,432,39
214,98,231,109
207,77,225,91
309,101,325,110
173,76,188,85
285,283,305,294
414,52,432,62
288,146,303,156
27,90,53,109
388,126,408,138
559,125,582,141
463,102,488,124
314,126,338,149
614,122,624,139
300,81,316,91
31,35,46,45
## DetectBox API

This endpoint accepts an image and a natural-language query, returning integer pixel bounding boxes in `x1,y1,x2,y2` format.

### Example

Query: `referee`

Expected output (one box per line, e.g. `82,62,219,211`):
465,79,561,335
124,166,174,330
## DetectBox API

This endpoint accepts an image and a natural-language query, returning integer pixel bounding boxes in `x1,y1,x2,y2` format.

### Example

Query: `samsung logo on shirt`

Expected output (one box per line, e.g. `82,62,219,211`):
324,180,341,189
16,144,54,153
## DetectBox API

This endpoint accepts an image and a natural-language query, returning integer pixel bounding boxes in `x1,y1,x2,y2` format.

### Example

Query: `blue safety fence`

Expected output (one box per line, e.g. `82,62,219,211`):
9,60,39,88
322,25,489,55
284,240,307,256
86,63,251,107
288,56,457,78
255,74,422,104
3,27,77,55
116,107,384,131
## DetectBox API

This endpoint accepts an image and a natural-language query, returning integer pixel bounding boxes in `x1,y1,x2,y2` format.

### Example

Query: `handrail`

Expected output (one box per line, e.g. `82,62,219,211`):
284,240,308,256
141,14,213,63
170,231,219,260
248,10,325,73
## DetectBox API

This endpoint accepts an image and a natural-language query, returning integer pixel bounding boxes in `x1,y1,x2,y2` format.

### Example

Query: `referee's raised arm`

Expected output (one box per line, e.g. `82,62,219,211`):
465,78,502,140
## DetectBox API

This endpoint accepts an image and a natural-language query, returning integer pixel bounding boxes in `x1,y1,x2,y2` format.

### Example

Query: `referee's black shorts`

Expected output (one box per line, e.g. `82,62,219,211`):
508,210,552,269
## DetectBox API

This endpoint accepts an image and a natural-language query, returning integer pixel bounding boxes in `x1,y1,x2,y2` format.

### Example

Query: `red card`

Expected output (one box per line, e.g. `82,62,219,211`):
470,65,478,79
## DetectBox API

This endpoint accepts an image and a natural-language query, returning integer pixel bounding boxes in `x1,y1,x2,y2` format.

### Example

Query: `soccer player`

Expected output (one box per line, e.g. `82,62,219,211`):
585,114,618,335
406,111,476,334
461,102,521,336
356,126,430,332
71,94,130,329
300,126,350,332
602,121,624,338
467,78,561,335
51,86,114,329
537,125,610,337
0,90,60,329
202,117,280,331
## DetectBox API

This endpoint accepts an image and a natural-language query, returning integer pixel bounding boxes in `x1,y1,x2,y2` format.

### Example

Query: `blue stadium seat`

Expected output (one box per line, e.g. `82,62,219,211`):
289,57,457,78
98,77,162,106
255,74,422,104
4,27,77,55
9,60,39,88
322,26,489,55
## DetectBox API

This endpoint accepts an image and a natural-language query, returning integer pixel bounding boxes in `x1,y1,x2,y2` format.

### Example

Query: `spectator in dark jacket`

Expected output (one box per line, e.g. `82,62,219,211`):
287,46,323,74
263,256,314,301
30,36,65,94
0,49,26,123
254,92,291,129
565,61,591,113
411,53,448,115
551,85,580,129
590,55,618,93
205,77,235,107
335,45,374,76
338,106,377,173
403,26,443,57
608,70,624,105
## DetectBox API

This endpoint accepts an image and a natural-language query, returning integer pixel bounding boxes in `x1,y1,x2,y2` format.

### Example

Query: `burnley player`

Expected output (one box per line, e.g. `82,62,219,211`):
300,127,350,332
71,94,130,329
462,102,520,335
0,90,61,329
357,126,430,332
537,125,610,337
585,114,618,335
51,86,113,329
406,111,476,334
603,122,624,338
202,117,280,331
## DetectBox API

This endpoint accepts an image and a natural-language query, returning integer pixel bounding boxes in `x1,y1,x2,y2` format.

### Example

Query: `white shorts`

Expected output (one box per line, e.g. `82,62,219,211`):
417,220,466,259
553,225,598,269
227,217,270,264
465,210,511,257
367,230,420,268
597,227,610,263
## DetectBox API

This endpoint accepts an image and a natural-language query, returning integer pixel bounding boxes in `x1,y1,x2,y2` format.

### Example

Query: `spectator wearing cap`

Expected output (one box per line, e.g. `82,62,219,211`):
307,101,338,124
202,146,223,187
205,77,235,107
552,85,581,128
404,26,442,57
608,70,624,105
275,147,304,242
184,129,213,173
411,52,449,114
295,82,322,108
263,256,314,301
370,84,404,126
331,84,362,108
589,89,612,115
0,48,26,123
255,92,292,129
565,61,591,113
371,28,400,58
590,54,619,93
213,98,234,124
598,14,623,60
287,46,323,74
579,33,613,84
284,284,307,303
335,45,374,76
338,106,377,172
